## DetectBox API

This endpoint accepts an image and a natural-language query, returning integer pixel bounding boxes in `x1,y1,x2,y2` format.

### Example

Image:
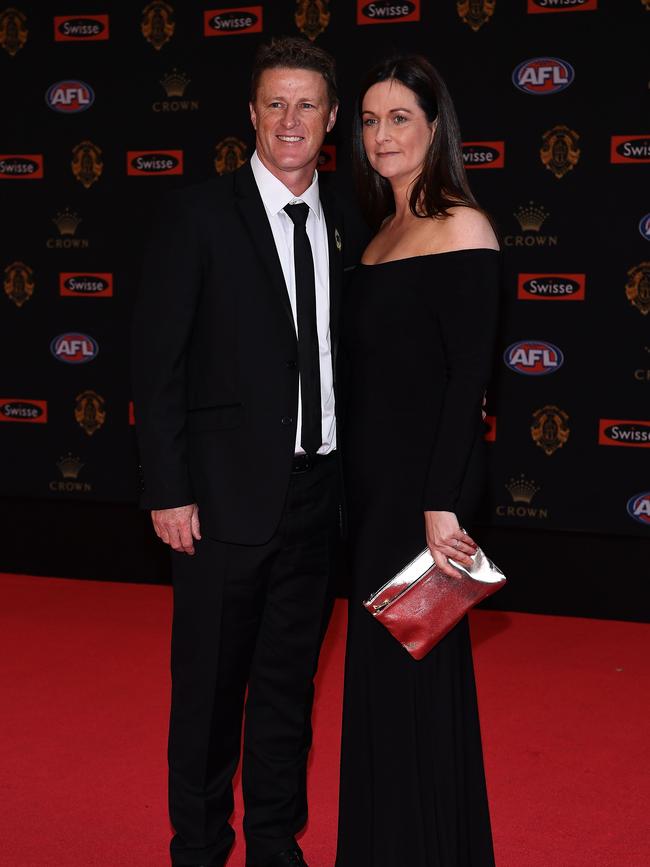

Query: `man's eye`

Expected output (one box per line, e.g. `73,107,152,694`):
300,103,315,109
270,102,284,109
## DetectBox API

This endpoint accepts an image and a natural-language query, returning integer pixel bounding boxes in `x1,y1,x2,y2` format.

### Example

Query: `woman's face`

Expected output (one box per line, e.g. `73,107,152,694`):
361,79,435,185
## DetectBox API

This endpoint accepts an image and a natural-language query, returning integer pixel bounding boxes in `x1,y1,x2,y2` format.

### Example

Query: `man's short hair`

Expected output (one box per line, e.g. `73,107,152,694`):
250,36,338,107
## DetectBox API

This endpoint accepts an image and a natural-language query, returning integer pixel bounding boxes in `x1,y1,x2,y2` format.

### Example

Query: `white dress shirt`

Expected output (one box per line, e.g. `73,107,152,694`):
250,150,336,455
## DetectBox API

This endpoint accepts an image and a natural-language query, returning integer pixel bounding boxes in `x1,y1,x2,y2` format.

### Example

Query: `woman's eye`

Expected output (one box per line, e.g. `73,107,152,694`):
394,115,408,124
363,118,377,126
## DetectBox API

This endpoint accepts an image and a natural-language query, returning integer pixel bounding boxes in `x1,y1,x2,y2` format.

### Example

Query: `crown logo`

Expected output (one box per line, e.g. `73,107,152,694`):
505,474,540,504
56,453,84,480
514,201,549,233
160,68,189,98
53,208,82,237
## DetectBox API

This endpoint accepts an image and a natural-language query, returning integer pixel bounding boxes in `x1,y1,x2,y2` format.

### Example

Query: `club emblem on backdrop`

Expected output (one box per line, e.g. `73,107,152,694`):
0,7,28,56
4,261,34,307
295,0,330,41
540,125,580,179
214,137,247,175
71,141,103,189
141,1,175,50
531,406,570,456
457,0,496,31
626,263,650,316
75,390,106,436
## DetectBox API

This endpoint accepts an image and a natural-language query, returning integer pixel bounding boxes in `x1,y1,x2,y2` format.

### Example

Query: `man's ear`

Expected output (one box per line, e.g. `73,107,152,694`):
326,102,339,134
249,101,257,130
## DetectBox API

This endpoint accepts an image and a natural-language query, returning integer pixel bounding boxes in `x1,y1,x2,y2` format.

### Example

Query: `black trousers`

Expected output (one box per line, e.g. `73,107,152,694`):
168,455,340,866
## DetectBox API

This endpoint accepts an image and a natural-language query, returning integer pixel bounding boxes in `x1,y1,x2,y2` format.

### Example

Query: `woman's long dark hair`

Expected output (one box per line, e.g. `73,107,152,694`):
353,55,480,230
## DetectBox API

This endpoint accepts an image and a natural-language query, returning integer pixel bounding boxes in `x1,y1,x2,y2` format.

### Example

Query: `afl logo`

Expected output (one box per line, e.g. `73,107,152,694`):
504,340,564,375
639,214,650,242
204,7,263,35
46,81,95,113
513,58,574,95
50,333,99,364
357,1,420,24
517,273,586,301
626,492,650,526
0,399,48,423
59,273,113,297
127,150,183,175
462,141,505,169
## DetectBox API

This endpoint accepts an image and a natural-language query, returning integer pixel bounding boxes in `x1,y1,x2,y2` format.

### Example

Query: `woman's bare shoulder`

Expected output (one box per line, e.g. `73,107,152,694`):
432,206,499,252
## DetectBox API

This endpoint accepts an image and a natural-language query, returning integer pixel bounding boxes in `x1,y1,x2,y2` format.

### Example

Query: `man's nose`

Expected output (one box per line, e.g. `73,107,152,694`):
281,107,299,128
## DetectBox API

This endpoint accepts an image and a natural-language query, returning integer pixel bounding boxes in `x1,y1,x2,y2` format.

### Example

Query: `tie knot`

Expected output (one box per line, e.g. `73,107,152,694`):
284,202,309,228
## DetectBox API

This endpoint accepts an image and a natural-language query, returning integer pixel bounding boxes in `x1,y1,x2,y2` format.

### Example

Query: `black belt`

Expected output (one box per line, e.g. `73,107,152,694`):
291,451,337,474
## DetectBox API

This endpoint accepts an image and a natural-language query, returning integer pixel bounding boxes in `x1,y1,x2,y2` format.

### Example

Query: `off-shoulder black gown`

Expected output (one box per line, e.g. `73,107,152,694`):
336,250,500,867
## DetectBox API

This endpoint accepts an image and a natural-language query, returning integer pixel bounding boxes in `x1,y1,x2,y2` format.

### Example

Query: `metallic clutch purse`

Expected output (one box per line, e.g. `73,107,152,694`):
363,544,506,660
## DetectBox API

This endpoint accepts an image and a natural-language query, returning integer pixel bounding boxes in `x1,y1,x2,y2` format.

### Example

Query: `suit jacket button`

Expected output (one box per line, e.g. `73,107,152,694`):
281,416,293,426
286,360,297,369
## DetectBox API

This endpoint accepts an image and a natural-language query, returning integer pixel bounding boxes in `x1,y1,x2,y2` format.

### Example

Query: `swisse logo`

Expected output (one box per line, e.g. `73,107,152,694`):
0,399,48,423
357,1,420,24
513,58,574,95
127,150,183,176
627,492,650,526
50,333,99,364
528,0,597,12
54,15,110,41
504,340,564,375
598,419,650,448
462,141,505,169
0,155,44,179
46,81,95,113
518,273,585,301
204,7,262,35
611,136,650,164
59,272,113,297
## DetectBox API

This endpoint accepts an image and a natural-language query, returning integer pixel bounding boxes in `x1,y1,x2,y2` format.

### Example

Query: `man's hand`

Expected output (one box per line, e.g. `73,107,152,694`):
151,503,201,555
424,510,477,579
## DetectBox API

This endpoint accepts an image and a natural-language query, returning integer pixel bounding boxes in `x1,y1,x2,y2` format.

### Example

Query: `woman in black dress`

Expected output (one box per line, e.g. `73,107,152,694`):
336,56,500,866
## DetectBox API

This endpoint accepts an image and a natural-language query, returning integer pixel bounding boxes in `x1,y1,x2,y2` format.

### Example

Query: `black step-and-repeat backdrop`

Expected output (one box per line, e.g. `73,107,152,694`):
1,1,649,537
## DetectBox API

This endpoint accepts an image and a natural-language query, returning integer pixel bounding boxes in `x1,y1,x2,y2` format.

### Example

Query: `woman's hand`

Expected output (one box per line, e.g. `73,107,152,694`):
424,510,477,579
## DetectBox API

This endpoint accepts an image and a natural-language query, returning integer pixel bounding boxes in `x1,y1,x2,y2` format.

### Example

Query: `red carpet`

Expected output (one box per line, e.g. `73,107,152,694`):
1,573,648,867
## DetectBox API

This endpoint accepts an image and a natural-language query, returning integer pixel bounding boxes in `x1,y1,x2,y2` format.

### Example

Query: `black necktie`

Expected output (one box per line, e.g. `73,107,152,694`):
284,202,322,456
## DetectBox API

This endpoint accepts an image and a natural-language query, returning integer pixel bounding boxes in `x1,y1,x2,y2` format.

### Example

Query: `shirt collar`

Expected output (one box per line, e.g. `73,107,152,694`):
250,150,322,221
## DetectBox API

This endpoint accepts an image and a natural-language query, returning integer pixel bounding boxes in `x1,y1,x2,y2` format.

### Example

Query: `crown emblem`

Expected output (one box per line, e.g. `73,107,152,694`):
514,201,549,233
57,453,84,480
531,406,570,456
505,474,540,504
295,0,331,41
53,208,82,237
160,68,189,98
541,125,580,179
0,8,28,57
457,0,496,31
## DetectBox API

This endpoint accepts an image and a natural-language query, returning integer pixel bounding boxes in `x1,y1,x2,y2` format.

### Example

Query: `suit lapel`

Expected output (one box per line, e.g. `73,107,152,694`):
233,162,295,332
320,190,343,359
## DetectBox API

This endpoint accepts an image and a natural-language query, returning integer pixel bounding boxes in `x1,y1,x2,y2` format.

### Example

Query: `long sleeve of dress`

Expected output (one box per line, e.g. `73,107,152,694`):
422,251,500,512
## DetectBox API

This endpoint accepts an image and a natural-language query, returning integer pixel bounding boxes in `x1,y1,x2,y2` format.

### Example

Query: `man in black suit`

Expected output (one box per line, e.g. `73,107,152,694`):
133,38,346,867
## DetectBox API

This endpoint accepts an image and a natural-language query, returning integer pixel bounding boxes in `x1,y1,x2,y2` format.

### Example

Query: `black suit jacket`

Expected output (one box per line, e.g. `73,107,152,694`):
132,162,348,545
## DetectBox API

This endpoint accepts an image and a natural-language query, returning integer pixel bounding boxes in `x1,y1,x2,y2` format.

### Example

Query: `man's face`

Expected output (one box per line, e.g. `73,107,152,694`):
249,67,337,183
